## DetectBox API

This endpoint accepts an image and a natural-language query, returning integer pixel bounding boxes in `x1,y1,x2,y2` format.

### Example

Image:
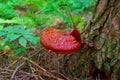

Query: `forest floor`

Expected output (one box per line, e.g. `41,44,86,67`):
0,13,106,80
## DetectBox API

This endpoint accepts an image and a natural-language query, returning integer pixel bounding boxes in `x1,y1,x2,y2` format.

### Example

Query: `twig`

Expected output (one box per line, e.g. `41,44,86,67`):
8,55,64,80
0,68,39,78
29,63,40,80
58,72,70,80
7,60,18,69
38,75,44,80
21,56,47,72
10,62,25,80
22,56,64,80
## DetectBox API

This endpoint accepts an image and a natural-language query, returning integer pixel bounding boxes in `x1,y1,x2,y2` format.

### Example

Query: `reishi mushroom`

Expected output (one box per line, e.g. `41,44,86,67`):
40,28,81,54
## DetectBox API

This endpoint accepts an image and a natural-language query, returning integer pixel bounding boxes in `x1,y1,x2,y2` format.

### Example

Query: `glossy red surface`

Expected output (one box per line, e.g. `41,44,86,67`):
40,28,81,54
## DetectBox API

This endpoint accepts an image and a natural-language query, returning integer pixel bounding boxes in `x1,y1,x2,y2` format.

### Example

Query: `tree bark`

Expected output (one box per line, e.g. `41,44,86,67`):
83,0,120,79
63,0,120,79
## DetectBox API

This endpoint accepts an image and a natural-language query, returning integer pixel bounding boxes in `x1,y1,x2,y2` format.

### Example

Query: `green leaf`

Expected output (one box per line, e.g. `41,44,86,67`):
4,26,13,32
3,25,26,34
0,31,6,37
26,28,35,33
0,24,4,30
0,18,5,23
13,25,26,34
7,33,20,41
23,34,39,45
0,43,8,50
19,37,27,47
1,37,9,42
14,47,26,56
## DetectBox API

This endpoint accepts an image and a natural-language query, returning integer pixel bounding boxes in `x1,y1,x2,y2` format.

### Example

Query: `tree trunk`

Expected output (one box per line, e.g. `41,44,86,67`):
64,0,120,80
83,0,120,79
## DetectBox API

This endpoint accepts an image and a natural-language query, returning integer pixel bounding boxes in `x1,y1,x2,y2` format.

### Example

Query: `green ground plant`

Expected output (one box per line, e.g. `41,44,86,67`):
0,0,97,79
0,0,96,55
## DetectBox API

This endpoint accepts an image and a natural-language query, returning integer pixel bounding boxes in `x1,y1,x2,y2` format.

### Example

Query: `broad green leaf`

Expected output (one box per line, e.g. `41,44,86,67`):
26,28,35,33
4,25,23,34
8,43,18,49
13,25,26,34
7,33,20,41
19,37,27,47
3,25,25,34
72,3,81,8
23,34,39,45
14,47,26,56
1,37,9,42
0,31,6,37
4,26,13,32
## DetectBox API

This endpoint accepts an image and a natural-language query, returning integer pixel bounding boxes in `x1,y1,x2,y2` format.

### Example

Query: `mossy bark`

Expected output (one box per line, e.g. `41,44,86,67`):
83,0,120,79
64,0,120,79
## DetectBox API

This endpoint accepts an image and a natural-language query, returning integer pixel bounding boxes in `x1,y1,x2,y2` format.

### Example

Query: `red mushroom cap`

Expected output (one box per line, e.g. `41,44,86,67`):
40,28,81,54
